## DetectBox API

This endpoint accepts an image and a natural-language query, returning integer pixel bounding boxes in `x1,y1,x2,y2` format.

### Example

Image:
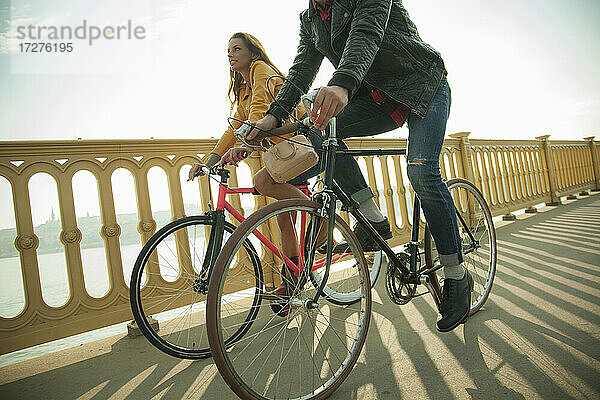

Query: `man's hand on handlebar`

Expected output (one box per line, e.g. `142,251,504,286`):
246,114,278,145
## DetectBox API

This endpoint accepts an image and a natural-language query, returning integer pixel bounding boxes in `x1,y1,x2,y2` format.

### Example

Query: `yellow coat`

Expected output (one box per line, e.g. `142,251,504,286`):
211,60,305,157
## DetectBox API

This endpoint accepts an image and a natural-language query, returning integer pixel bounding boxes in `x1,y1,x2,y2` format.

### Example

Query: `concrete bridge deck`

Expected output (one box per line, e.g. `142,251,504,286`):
1,194,599,400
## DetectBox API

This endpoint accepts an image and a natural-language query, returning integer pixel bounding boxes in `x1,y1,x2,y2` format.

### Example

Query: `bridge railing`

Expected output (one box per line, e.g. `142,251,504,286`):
0,134,598,354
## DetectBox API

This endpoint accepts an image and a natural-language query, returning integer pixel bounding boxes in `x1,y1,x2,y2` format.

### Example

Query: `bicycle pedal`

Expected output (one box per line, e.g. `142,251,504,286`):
270,302,291,317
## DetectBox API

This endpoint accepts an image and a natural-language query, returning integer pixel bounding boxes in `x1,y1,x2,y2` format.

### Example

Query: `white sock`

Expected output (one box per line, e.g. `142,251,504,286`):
443,264,466,280
358,198,385,223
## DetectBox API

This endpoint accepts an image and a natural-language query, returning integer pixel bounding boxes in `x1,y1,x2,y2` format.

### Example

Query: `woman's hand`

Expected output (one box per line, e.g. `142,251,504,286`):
188,153,221,181
188,163,207,181
220,147,251,167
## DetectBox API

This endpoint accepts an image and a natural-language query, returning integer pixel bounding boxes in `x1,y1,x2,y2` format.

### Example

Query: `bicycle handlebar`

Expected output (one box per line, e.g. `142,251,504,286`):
199,165,211,176
223,149,249,163
232,90,319,146
195,149,249,178
264,89,318,138
260,120,304,138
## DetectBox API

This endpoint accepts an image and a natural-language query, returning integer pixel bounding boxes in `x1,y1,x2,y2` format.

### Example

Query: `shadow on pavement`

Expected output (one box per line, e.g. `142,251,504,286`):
1,195,598,399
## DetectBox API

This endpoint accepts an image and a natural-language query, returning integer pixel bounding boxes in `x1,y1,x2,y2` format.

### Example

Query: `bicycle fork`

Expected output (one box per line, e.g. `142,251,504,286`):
195,172,231,293
190,209,227,294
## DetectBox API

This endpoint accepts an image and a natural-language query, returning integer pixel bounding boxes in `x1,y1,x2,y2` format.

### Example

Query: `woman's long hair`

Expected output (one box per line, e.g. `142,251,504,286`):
227,32,284,107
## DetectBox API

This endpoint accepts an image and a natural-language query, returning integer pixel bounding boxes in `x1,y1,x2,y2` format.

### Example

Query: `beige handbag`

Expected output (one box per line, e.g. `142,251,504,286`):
262,135,319,183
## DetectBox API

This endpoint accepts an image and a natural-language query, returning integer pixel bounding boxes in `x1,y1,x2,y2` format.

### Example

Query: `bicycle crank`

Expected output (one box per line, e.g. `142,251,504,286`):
386,252,417,305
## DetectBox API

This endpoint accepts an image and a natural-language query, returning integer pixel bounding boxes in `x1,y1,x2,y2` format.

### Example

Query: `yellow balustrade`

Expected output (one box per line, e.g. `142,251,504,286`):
0,135,598,354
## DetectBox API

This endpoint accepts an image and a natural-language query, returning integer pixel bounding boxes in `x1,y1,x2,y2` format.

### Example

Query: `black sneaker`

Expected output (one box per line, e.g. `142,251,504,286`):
332,217,393,253
436,271,473,332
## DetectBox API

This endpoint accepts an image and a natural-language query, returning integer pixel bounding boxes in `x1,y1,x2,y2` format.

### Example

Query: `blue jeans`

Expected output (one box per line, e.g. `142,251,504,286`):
406,77,462,266
291,76,462,266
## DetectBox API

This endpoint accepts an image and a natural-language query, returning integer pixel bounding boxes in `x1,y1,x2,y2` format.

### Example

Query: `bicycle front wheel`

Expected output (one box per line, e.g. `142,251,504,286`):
207,199,371,400
130,215,262,359
424,178,497,315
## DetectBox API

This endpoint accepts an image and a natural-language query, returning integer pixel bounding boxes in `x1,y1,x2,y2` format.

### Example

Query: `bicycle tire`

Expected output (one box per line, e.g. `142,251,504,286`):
424,178,497,315
207,199,371,400
130,215,263,359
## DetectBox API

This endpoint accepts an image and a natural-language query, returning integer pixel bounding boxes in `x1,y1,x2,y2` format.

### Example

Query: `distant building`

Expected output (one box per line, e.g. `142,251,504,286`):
0,204,207,259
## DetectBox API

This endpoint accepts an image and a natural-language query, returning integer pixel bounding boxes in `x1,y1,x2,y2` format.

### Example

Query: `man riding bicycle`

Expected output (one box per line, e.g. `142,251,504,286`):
248,0,472,332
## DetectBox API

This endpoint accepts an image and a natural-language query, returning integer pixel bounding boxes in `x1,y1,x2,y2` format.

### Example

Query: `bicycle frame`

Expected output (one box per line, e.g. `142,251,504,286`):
199,168,325,284
307,117,434,304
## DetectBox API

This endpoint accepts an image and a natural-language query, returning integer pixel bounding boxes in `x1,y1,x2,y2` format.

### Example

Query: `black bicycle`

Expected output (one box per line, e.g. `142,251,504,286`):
205,90,497,400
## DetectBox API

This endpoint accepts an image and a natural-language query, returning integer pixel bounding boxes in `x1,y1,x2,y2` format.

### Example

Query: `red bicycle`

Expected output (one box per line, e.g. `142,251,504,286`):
129,163,383,359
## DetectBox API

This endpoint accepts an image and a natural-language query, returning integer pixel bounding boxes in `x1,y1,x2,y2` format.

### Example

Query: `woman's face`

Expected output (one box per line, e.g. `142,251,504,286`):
228,38,254,74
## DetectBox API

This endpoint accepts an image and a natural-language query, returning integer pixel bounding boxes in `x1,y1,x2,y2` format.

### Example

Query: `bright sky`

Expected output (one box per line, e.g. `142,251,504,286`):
1,0,599,142
0,0,599,230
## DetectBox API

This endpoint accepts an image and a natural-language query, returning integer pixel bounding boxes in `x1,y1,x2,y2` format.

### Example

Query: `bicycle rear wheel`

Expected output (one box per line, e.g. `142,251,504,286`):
424,178,497,315
207,199,371,400
130,215,262,359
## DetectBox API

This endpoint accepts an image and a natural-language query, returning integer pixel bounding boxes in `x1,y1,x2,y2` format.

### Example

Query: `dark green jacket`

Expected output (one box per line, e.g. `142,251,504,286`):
267,0,446,121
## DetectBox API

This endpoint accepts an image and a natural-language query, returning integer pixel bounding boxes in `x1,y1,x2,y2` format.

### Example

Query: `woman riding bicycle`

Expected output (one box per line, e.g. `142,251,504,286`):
188,32,307,298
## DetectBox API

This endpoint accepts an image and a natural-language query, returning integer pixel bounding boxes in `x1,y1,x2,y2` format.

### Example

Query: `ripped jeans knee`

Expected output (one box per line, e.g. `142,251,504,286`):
406,159,440,194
